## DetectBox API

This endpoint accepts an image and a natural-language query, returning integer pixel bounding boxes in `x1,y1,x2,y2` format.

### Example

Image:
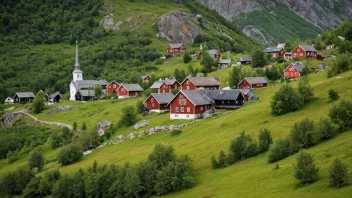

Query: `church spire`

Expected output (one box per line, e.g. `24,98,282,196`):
74,40,81,71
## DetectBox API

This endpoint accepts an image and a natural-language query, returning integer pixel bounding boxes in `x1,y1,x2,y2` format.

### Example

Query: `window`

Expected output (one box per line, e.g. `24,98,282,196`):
152,103,154,107
187,86,189,90
77,74,79,78
300,53,303,56
121,88,125,91
163,90,165,93
175,107,179,112
201,106,203,111
186,115,189,118
113,84,116,88
187,107,190,112
294,53,297,56
181,107,184,112
179,99,186,105
222,101,224,104
186,80,190,84
297,48,300,52
151,98,154,102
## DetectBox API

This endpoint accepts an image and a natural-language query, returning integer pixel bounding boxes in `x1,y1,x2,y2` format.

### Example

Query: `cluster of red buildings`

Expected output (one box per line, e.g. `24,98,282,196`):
106,80,145,99
265,43,318,61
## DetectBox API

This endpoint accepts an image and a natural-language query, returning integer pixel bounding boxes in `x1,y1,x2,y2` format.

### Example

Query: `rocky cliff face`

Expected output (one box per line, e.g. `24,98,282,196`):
197,0,352,44
157,11,204,43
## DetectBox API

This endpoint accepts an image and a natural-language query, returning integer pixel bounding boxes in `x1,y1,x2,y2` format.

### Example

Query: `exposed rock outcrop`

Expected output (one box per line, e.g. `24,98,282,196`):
100,15,123,31
242,25,276,46
157,11,204,43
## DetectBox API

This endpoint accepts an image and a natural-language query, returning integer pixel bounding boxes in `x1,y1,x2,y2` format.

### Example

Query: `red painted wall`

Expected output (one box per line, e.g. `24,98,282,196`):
168,45,186,54
158,82,171,93
107,82,119,94
169,92,195,114
292,46,317,59
284,65,300,79
239,79,266,89
117,85,128,96
195,104,212,114
215,51,222,59
181,79,196,90
145,95,169,111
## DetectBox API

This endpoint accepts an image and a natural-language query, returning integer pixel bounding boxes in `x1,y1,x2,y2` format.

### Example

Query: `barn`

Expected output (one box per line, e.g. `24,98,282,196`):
117,84,144,99
284,62,305,79
237,56,251,65
144,93,174,113
205,90,244,109
291,44,317,59
167,43,187,54
218,59,231,69
13,92,35,103
238,77,267,89
264,47,286,59
106,81,120,94
181,77,220,90
168,90,213,120
49,94,61,103
208,49,222,59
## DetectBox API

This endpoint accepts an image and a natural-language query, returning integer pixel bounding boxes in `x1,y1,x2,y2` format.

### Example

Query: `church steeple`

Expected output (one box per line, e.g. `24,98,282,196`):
72,40,83,82
74,40,81,71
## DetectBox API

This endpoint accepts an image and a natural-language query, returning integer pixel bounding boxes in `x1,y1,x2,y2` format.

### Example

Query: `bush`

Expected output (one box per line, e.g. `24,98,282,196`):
170,130,182,136
289,118,317,152
228,131,258,164
81,122,87,131
268,139,291,163
73,121,77,131
328,158,348,187
136,100,144,114
0,166,35,196
28,151,44,171
183,52,192,63
57,144,83,165
293,151,319,185
155,58,164,65
211,150,227,169
6,149,20,164
258,129,273,153
328,89,339,101
297,76,313,103
32,91,45,114
315,117,337,140
329,100,352,132
118,105,137,126
271,84,303,115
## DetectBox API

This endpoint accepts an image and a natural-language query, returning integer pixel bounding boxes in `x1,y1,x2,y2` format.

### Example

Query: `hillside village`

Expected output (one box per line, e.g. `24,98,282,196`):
0,0,352,197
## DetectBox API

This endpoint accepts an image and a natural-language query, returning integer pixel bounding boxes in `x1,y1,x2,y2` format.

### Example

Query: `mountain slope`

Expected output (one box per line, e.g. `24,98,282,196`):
197,0,352,45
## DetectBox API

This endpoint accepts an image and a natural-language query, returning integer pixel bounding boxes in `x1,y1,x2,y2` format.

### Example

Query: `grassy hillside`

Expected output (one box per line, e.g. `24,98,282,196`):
1,68,351,196
236,3,322,44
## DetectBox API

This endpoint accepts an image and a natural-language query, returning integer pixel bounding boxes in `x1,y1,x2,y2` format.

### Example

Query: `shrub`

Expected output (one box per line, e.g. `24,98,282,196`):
289,118,317,152
271,84,303,115
268,139,291,163
73,121,77,131
135,100,144,114
183,52,192,63
258,129,273,153
293,151,319,185
328,158,348,187
315,117,337,140
210,155,219,169
170,130,182,136
118,105,137,126
329,100,352,132
148,144,176,169
57,144,83,165
297,76,313,103
228,131,257,164
32,91,45,114
211,150,227,169
328,89,339,101
155,58,164,65
6,149,20,164
28,151,44,171
82,122,87,131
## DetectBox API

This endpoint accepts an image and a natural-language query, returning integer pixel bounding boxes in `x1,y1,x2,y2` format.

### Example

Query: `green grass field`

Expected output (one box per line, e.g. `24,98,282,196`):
1,69,351,197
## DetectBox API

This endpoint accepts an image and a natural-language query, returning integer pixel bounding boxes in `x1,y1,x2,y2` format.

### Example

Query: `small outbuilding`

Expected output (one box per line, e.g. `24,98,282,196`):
238,77,267,89
237,56,251,65
49,93,61,103
117,84,144,99
205,90,244,109
4,97,14,104
144,93,175,113
218,59,231,69
13,92,35,103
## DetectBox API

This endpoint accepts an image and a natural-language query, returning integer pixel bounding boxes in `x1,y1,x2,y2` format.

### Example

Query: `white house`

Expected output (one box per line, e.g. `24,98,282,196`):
4,97,14,104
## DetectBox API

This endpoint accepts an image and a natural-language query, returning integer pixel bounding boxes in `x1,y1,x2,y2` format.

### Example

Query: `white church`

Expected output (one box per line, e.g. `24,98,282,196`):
69,41,108,101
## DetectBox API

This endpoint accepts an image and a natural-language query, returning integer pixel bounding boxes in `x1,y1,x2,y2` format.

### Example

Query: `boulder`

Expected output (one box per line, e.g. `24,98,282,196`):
134,120,149,130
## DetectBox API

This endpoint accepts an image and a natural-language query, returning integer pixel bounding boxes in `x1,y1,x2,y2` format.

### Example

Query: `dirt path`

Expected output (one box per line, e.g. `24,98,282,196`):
19,110,73,130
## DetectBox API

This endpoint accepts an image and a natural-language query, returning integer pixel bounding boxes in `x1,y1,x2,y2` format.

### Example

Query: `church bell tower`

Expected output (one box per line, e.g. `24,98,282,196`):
72,40,83,82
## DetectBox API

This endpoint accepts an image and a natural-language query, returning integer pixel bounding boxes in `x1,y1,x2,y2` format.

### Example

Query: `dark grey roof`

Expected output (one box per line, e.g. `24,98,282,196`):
290,62,305,72
141,75,150,80
238,56,251,62
264,47,283,53
75,80,108,89
121,84,144,91
285,52,292,55
186,77,220,86
79,90,95,97
169,43,185,48
150,81,164,89
180,90,213,106
219,59,231,64
244,77,267,85
299,44,316,52
165,79,178,85
151,93,175,104
205,90,242,100
15,92,35,98
49,93,60,98
208,49,219,56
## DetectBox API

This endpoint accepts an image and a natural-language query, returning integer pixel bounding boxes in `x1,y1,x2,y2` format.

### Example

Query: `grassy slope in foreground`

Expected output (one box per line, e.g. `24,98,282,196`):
37,70,352,197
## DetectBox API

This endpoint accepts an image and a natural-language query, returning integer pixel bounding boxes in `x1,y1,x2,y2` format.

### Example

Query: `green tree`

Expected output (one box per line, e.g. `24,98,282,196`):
315,117,337,140
328,158,348,188
329,100,352,132
229,67,242,88
52,175,76,198
183,52,192,63
210,155,219,169
200,51,214,75
174,68,187,83
334,53,350,72
251,47,267,68
73,121,77,131
32,91,45,114
136,100,144,114
298,76,314,103
289,118,317,152
23,176,41,198
148,144,176,169
294,151,319,185
28,151,44,171
118,105,137,126
228,131,257,164
300,65,310,76
94,85,103,99
258,129,273,153
328,89,339,101
57,144,83,165
285,40,293,51
271,84,303,115
82,122,87,131
268,139,291,163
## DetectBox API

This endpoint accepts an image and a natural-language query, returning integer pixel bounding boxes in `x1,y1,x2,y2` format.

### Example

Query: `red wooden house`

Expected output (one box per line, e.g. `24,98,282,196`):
181,77,220,90
291,44,317,59
144,93,174,113
264,47,286,59
117,84,144,99
283,62,305,79
238,77,267,89
168,90,213,119
208,49,222,59
150,79,180,93
167,43,187,54
141,75,151,83
106,80,120,94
